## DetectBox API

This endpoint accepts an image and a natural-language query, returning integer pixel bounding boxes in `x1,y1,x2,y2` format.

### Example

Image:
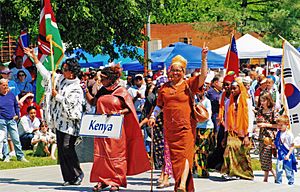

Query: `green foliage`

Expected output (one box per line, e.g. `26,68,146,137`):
0,150,57,170
0,0,150,62
151,0,300,47
1,0,299,60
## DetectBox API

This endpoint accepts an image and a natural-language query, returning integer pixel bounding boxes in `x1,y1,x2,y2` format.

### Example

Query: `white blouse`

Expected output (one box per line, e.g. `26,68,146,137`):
36,62,84,136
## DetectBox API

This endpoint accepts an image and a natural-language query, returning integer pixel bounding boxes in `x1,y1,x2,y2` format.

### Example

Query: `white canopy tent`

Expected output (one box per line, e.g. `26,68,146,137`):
212,34,282,59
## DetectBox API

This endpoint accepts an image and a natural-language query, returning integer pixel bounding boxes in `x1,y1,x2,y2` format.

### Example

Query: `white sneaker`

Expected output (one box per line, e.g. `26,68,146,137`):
9,151,16,157
3,156,10,162
18,157,29,162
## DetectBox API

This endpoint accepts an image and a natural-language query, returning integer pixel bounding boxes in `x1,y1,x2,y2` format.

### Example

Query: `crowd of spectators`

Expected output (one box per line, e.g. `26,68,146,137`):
1,54,299,190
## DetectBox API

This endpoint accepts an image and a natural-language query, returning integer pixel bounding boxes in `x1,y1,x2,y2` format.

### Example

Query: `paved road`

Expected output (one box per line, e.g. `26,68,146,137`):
1,162,300,192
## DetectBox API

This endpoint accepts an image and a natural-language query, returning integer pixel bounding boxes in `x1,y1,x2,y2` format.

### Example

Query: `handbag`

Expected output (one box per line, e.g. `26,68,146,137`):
186,82,209,123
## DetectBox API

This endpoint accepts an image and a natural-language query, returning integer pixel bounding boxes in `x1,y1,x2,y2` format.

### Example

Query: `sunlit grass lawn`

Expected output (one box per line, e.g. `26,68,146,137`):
0,150,57,170
251,157,276,170
0,150,271,171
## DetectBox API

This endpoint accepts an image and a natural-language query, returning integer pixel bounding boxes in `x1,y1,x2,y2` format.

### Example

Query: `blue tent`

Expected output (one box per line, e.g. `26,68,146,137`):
67,47,144,68
122,42,225,71
267,47,300,62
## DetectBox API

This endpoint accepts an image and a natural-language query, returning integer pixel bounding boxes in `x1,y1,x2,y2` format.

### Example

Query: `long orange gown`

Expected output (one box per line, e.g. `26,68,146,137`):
90,86,150,187
157,76,200,192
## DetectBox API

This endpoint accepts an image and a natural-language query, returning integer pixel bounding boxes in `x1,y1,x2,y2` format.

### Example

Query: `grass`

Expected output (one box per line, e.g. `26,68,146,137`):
251,158,276,170
1,150,273,171
0,150,57,170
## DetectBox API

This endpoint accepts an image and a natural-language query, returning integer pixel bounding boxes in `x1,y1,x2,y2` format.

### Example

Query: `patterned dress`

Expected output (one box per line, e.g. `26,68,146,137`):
193,96,214,178
221,97,254,180
257,108,277,171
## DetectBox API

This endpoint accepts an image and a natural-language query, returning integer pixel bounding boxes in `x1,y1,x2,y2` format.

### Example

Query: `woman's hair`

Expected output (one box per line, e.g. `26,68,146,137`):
276,114,289,125
101,65,122,83
258,91,274,109
17,70,26,77
62,58,81,78
27,105,37,113
0,78,8,84
39,120,48,128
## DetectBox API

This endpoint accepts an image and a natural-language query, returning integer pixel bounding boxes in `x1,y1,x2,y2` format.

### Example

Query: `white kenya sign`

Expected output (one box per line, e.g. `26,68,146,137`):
79,114,123,139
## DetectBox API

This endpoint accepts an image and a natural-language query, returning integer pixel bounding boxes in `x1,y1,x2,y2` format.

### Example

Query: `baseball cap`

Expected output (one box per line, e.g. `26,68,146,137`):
134,74,143,80
0,68,11,74
242,76,252,84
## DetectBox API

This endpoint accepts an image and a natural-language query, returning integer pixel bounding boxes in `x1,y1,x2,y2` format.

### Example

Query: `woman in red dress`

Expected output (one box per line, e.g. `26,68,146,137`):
90,65,150,191
148,48,208,192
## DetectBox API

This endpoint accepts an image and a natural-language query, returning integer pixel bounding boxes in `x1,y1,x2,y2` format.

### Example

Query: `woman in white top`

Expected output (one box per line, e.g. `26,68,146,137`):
193,84,214,177
24,48,84,186
18,106,40,150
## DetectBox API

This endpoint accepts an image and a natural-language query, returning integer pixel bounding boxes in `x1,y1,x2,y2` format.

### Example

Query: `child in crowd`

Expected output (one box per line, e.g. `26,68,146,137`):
274,115,297,185
31,121,57,160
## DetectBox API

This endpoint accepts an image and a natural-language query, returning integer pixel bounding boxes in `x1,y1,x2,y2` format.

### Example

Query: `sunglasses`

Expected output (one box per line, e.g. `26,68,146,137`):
18,74,26,77
62,68,69,72
170,69,183,73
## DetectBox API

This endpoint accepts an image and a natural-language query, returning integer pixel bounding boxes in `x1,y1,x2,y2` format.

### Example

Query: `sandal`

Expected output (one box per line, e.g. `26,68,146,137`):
110,186,120,191
157,182,170,189
177,186,186,192
92,183,108,192
157,178,163,184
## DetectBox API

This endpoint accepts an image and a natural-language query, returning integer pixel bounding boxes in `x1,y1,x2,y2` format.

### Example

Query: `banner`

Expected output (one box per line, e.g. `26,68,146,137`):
224,34,239,76
14,29,33,68
36,0,64,104
79,114,124,139
282,40,300,140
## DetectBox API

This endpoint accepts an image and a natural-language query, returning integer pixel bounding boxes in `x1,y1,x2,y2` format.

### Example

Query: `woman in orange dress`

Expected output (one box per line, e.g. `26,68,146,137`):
148,48,208,192
90,65,150,191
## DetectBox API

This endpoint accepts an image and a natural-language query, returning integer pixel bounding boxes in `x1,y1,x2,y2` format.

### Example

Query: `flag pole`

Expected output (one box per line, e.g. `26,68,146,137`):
278,38,292,131
49,35,55,88
150,124,154,192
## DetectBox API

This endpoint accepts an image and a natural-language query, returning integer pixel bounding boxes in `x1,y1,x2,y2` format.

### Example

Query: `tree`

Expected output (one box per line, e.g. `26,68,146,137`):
0,0,153,62
151,0,300,47
1,0,299,61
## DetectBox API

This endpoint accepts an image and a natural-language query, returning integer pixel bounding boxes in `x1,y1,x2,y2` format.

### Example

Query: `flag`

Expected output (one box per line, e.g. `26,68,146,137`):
36,0,64,104
224,35,239,76
14,29,33,68
282,40,300,139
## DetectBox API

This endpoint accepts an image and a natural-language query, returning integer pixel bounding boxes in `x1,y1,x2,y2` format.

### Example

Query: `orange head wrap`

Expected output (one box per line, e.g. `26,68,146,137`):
171,55,187,69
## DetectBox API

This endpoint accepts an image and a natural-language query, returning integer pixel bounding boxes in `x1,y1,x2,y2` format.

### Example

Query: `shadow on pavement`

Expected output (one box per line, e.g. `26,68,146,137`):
127,177,152,181
0,180,61,186
208,176,232,182
0,178,18,182
54,186,91,191
54,187,172,192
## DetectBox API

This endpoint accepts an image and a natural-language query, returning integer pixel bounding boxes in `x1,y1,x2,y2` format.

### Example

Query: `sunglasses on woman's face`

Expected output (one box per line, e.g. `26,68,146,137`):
18,74,25,77
62,67,69,72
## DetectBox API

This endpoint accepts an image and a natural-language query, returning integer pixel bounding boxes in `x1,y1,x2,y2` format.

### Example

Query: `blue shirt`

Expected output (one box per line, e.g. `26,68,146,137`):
8,80,21,96
0,91,20,120
16,81,33,93
206,86,222,114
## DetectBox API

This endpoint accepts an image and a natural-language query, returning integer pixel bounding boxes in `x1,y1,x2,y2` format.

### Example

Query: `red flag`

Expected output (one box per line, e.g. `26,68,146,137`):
38,0,52,62
224,35,239,76
14,29,33,68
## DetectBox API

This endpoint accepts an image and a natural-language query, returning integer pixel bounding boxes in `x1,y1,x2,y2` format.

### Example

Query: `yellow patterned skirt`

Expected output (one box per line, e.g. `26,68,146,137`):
221,133,254,180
